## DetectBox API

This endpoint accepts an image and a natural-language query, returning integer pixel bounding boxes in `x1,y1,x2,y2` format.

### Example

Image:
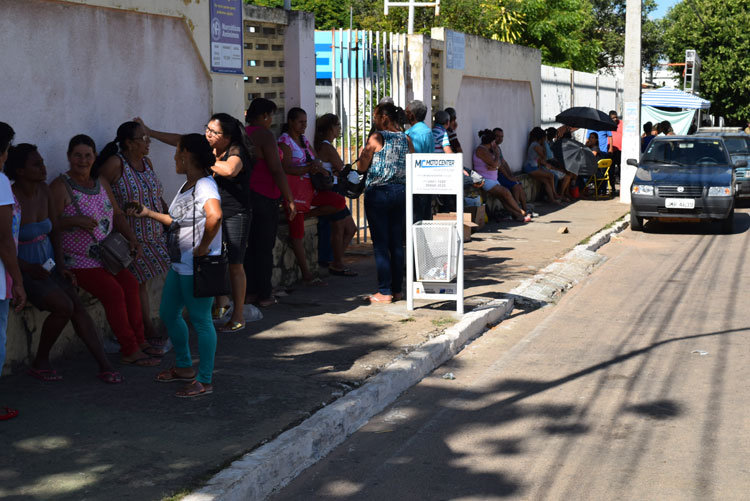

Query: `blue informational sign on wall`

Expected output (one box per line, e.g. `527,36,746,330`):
210,0,243,74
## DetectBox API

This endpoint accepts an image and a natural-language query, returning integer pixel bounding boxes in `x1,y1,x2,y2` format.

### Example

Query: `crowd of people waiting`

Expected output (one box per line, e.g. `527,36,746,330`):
0,98,592,414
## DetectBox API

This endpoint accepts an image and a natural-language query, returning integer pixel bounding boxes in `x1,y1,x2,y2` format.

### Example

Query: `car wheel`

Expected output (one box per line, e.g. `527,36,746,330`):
721,208,734,234
630,210,643,232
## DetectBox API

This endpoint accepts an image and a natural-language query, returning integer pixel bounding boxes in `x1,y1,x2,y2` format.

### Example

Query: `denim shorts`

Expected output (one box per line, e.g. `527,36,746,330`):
223,211,251,264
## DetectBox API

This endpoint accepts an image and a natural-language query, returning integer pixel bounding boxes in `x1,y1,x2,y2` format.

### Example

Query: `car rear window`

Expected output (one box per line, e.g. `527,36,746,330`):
643,139,728,165
723,137,750,155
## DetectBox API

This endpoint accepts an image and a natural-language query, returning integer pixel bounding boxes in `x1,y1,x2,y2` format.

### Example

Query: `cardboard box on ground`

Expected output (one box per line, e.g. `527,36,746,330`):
433,205,485,241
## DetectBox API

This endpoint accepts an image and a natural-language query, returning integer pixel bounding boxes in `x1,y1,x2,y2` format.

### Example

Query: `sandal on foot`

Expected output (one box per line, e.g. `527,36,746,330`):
217,320,246,333
257,296,278,307
175,380,213,398
146,337,169,348
28,368,63,382
211,305,230,320
120,356,160,367
97,371,123,384
302,277,327,286
142,346,166,358
367,293,393,304
328,267,358,277
0,407,18,421
156,367,196,383
392,292,404,302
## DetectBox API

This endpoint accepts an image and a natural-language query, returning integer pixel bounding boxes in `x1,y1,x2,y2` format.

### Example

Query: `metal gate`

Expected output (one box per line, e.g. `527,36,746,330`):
327,30,408,242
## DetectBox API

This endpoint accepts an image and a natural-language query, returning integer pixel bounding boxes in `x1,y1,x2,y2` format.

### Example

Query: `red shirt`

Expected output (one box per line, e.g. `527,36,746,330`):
612,120,623,151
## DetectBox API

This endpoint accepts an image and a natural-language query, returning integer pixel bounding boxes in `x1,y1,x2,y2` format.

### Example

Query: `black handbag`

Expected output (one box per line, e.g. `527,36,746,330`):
337,163,367,199
61,175,133,275
191,186,231,298
305,147,335,192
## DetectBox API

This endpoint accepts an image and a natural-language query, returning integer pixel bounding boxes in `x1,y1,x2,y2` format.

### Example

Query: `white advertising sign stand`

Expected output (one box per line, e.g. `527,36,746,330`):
406,153,464,315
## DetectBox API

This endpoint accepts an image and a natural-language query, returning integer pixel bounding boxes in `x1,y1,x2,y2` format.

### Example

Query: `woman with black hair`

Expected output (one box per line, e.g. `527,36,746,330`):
95,121,170,347
278,107,347,286
244,98,296,306
0,122,25,420
7,144,121,383
138,114,254,332
357,103,414,304
130,134,222,398
49,135,156,367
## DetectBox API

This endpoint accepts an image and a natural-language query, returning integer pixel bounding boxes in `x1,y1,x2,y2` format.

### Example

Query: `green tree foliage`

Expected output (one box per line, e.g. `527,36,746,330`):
661,0,750,121
245,0,664,75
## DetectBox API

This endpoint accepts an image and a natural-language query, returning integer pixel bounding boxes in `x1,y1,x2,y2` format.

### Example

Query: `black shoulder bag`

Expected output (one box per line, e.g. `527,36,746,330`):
191,185,231,298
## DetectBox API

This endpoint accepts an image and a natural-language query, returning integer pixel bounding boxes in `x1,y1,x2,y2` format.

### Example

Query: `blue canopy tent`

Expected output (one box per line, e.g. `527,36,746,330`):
641,87,711,135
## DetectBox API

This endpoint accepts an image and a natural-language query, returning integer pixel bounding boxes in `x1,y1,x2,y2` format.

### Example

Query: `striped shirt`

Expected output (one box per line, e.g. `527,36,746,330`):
432,125,451,153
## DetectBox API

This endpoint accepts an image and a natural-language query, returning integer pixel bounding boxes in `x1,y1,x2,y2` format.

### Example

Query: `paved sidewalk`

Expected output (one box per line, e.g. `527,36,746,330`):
0,198,628,501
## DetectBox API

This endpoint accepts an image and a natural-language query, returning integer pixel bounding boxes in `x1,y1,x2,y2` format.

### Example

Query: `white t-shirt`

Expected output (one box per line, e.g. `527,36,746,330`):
0,172,20,299
168,177,222,275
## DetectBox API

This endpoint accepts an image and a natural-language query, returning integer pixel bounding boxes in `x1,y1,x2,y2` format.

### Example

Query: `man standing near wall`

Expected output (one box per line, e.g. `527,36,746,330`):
406,100,434,221
609,110,622,193
432,110,453,154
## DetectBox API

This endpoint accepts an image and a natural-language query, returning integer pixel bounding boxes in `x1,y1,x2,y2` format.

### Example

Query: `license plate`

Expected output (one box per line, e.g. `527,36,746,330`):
665,198,695,209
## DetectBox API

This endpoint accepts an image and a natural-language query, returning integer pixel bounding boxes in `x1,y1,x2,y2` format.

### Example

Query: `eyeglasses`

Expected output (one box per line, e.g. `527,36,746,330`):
205,125,224,137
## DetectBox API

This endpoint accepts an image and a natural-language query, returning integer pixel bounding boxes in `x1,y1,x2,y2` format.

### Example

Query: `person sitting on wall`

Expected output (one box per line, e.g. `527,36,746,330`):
474,129,530,223
445,107,462,153
492,127,532,216
7,144,122,384
524,127,564,204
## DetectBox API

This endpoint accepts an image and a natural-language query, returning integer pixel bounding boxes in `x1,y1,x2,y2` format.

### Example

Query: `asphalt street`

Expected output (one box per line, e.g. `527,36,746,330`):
274,213,750,500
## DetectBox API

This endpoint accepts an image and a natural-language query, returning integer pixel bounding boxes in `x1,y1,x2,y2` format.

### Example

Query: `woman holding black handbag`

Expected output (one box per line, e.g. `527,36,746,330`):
130,134,222,398
49,135,158,367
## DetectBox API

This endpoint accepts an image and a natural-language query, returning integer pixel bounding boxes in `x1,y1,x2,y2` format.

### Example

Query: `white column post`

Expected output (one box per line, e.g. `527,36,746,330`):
620,0,642,204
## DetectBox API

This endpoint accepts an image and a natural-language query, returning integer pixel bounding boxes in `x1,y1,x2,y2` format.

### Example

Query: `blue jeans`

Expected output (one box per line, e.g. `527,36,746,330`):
0,299,9,376
159,270,216,384
364,184,406,296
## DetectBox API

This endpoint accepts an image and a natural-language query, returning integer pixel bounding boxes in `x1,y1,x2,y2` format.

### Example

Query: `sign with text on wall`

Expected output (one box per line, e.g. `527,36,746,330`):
411,153,463,194
210,0,243,74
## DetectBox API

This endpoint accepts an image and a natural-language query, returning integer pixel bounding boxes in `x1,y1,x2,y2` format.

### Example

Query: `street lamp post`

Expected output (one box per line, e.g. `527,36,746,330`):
384,0,441,35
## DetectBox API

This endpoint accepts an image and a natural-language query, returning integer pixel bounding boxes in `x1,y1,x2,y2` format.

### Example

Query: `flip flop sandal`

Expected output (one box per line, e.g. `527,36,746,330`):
28,368,63,382
155,367,196,383
120,356,160,367
217,321,246,333
302,277,327,286
97,371,124,384
0,407,19,421
257,296,278,307
328,267,358,277
367,294,393,304
142,346,167,358
175,380,213,398
211,305,230,320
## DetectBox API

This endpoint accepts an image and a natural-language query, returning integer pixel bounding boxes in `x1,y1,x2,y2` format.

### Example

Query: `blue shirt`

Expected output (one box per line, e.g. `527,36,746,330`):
432,125,451,153
405,121,433,154
587,130,612,152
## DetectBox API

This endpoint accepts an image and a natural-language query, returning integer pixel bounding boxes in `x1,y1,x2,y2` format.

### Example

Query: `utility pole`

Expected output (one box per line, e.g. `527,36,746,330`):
384,0,440,35
620,0,641,204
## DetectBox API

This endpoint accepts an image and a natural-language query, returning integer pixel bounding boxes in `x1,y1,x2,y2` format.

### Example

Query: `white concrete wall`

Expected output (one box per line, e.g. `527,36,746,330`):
406,34,433,120
541,66,573,126
573,71,599,109
284,10,317,118
429,28,541,173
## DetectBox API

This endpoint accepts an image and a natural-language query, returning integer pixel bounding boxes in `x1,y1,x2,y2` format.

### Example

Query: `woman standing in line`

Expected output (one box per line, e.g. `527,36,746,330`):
49,135,158,366
357,103,414,304
0,122,26,420
139,115,254,332
314,113,358,277
131,134,222,398
95,121,170,347
7,144,121,383
243,98,296,307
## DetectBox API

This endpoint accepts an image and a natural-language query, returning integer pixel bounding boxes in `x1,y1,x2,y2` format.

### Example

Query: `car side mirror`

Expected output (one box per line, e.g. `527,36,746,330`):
735,160,748,168
626,158,638,166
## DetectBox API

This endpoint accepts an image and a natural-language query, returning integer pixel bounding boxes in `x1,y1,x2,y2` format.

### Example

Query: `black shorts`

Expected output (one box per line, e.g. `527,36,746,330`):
22,269,77,310
223,211,251,264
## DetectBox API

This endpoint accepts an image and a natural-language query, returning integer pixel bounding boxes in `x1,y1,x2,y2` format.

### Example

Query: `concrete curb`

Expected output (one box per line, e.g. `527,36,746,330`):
184,215,630,501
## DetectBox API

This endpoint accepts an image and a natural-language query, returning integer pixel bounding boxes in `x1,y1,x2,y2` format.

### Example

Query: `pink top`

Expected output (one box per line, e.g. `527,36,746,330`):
61,176,115,270
246,125,281,200
473,145,498,181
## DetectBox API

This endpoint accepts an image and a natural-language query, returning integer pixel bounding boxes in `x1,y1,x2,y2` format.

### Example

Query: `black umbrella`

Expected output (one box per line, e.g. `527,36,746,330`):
555,106,617,131
559,138,597,177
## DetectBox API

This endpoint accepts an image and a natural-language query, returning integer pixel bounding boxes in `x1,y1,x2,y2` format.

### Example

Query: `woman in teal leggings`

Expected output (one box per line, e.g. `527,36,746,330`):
129,133,223,397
